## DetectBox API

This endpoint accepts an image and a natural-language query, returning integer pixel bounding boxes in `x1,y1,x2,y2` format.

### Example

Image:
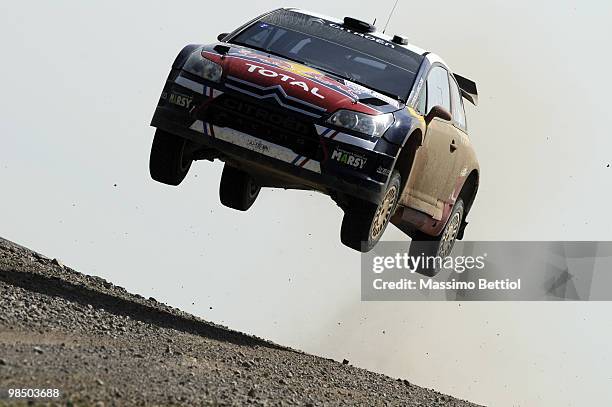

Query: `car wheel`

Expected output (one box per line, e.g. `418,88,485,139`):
219,164,261,211
409,198,465,277
149,129,193,186
340,171,401,252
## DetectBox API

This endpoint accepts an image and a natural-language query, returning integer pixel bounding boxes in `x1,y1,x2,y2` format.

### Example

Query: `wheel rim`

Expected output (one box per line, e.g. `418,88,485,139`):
370,184,398,240
438,211,461,257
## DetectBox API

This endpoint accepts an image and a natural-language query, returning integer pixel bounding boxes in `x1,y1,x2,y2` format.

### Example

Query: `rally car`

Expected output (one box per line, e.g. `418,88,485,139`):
149,8,480,273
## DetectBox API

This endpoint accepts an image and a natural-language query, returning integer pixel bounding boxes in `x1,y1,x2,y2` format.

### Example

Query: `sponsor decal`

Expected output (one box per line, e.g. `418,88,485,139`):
376,166,391,176
237,49,332,83
245,63,325,99
168,92,192,109
331,147,367,169
247,139,270,153
190,120,322,173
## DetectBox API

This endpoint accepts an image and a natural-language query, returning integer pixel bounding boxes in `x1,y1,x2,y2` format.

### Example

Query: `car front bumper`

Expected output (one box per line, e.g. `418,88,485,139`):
151,71,398,204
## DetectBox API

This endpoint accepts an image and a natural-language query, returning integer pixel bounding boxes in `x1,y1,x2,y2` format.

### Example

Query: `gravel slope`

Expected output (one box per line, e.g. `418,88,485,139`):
0,237,480,406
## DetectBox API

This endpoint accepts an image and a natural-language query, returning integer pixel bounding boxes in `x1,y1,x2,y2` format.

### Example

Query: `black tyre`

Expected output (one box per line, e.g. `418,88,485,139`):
341,171,401,252
149,129,193,186
409,198,465,277
219,164,261,211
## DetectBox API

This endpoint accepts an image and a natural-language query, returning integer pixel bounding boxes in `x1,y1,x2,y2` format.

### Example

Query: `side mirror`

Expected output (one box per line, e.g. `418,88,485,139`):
425,105,452,124
217,33,230,42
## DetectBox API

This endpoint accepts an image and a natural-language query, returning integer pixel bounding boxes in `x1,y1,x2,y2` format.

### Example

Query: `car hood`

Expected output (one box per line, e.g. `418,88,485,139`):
200,44,404,117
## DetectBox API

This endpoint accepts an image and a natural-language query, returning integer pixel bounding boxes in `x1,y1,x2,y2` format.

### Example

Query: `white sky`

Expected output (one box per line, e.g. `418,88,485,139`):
1,1,611,405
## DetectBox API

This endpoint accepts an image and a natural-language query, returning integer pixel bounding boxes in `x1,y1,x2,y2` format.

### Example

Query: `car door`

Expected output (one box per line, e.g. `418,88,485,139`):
402,65,458,220
448,73,472,198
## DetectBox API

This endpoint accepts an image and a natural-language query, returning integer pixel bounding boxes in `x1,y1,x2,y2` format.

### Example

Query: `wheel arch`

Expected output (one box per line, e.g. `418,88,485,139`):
172,44,202,69
457,169,479,215
394,129,422,197
455,169,479,240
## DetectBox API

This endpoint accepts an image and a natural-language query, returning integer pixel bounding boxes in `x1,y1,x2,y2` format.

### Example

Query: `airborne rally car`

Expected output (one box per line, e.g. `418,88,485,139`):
149,8,479,273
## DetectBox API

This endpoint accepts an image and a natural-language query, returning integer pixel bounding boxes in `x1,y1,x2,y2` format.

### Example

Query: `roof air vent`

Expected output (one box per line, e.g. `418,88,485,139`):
392,35,409,45
343,17,376,33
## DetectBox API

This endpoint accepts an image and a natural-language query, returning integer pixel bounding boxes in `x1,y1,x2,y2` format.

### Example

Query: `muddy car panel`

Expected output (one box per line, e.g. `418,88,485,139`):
383,52,478,236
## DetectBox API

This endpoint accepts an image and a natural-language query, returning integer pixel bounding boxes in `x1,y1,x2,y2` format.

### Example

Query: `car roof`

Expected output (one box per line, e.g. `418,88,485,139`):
280,9,478,105
284,8,431,58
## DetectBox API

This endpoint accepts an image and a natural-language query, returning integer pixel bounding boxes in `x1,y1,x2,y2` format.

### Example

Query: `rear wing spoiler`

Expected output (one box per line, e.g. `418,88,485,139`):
454,74,478,106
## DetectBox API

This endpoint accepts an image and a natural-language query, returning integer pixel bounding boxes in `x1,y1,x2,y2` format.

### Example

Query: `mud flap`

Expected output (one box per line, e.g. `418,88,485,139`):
457,220,468,240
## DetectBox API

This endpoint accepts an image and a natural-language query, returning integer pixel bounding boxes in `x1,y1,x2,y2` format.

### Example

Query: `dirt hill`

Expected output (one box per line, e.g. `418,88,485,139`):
0,237,479,406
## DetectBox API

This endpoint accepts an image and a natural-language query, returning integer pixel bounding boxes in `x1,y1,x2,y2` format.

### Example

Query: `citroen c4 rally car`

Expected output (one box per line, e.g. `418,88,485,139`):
149,8,480,274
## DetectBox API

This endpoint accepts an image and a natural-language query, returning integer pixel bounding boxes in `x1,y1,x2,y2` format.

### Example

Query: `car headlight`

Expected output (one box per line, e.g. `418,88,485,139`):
183,51,223,83
326,110,394,138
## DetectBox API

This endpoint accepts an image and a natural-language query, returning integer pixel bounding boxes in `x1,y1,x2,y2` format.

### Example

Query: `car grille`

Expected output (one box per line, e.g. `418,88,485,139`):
203,94,321,159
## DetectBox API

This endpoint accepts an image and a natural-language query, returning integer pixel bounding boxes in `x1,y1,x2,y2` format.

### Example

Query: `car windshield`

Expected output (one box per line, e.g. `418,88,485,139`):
229,10,424,101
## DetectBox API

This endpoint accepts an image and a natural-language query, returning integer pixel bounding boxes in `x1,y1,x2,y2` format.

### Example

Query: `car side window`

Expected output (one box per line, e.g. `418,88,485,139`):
426,66,451,113
449,76,467,130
